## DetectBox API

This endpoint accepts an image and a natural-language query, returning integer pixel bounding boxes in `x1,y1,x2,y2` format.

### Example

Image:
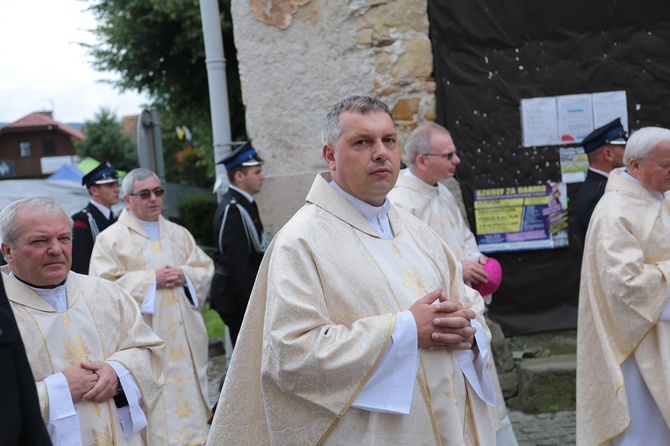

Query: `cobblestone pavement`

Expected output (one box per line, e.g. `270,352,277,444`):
207,354,577,445
510,410,576,445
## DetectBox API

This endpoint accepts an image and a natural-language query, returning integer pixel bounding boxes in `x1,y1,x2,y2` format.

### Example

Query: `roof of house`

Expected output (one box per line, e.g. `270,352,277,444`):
0,112,83,140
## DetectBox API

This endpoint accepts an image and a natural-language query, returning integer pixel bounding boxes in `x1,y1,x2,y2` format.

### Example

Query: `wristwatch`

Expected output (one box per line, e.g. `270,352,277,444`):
113,382,129,408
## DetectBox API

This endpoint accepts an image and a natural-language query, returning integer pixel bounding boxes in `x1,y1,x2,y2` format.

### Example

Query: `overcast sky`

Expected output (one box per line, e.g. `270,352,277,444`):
0,0,151,123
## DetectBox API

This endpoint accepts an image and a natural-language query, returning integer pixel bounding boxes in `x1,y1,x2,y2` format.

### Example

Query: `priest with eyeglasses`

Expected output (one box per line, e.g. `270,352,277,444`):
90,167,214,446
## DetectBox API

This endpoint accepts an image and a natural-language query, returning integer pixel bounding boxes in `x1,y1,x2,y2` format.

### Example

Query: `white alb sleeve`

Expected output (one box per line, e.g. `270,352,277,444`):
352,310,419,414
44,372,82,446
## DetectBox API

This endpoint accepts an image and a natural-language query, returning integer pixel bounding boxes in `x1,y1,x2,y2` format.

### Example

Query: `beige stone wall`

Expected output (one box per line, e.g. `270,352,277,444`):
231,0,440,235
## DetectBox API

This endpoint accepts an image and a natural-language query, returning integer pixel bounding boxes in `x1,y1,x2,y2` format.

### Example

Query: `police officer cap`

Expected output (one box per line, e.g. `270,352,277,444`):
82,161,119,188
217,141,264,170
581,118,628,154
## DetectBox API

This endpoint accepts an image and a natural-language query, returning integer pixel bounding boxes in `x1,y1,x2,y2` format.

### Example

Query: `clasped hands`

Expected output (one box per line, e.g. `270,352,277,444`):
409,287,477,351
62,361,119,404
156,264,186,289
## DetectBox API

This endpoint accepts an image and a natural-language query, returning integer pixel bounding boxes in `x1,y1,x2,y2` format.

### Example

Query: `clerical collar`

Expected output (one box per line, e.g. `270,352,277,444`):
90,199,113,219
589,167,610,178
229,185,254,203
138,219,160,241
621,170,665,199
404,168,438,188
10,273,67,312
329,180,394,238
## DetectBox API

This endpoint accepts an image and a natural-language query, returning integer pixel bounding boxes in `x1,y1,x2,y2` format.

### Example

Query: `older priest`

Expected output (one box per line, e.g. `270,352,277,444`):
208,96,496,445
90,168,214,445
578,127,670,445
0,197,164,446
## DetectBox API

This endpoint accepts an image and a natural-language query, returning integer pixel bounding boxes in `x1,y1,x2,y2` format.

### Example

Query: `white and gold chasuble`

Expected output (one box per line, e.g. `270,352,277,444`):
388,172,482,266
208,172,495,445
388,170,512,440
1,269,164,445
90,210,214,446
578,168,670,445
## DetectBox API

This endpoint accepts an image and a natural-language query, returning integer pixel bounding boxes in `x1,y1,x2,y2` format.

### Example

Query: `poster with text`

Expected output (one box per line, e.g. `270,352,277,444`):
474,183,569,253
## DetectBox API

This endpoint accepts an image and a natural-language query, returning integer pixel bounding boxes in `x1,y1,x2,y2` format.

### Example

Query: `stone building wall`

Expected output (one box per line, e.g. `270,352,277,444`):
231,0,457,235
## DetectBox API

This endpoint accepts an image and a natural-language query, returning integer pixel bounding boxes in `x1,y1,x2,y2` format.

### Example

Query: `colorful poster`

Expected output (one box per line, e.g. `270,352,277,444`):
559,147,589,183
474,183,569,253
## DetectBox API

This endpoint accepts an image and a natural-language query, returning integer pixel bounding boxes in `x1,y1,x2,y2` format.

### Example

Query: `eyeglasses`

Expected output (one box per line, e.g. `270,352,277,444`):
127,187,165,200
422,152,457,161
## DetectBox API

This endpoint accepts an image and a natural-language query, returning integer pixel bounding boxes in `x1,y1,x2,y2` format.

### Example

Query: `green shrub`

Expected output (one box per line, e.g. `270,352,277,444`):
177,192,217,248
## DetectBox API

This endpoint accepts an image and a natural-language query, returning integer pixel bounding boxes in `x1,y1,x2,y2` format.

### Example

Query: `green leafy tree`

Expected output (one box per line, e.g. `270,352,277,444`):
74,107,137,171
82,0,245,186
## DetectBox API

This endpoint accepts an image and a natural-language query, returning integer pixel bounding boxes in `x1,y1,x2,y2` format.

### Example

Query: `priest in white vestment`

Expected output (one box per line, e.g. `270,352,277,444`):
0,197,165,446
388,123,518,445
90,168,214,446
208,96,497,445
578,126,670,445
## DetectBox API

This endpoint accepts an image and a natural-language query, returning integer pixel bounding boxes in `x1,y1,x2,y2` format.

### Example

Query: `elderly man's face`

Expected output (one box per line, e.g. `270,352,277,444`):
424,131,461,182
323,110,400,206
630,141,670,193
1,210,72,287
124,175,164,221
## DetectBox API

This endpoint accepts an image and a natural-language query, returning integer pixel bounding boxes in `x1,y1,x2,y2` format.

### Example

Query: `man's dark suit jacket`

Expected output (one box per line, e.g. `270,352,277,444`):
0,274,52,445
575,169,609,241
211,189,264,345
71,202,117,274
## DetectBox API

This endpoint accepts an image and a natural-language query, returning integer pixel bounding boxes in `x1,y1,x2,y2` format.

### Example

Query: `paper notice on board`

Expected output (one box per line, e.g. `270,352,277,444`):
592,91,628,131
521,97,558,147
559,147,589,183
557,94,593,143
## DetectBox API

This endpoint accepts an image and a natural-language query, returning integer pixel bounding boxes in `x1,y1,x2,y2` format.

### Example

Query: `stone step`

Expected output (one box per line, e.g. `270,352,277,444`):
506,353,576,413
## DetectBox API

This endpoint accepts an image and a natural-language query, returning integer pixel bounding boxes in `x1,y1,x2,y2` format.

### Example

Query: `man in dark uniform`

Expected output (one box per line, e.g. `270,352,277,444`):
575,118,627,241
211,142,266,348
0,274,52,445
71,161,120,274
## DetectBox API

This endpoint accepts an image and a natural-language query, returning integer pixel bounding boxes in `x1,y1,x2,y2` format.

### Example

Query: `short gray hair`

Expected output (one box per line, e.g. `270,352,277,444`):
405,122,451,166
0,197,72,248
122,168,161,195
624,127,670,166
322,96,395,147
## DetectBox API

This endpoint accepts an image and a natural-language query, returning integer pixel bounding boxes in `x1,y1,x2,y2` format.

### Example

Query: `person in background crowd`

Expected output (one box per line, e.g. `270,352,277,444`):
574,118,627,241
0,273,52,445
211,141,267,348
90,168,214,446
0,197,164,446
71,161,120,274
577,127,670,444
388,122,518,445
208,96,497,445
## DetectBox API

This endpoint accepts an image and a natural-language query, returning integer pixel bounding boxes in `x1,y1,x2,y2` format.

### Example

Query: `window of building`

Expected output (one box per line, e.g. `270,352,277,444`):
19,141,32,157
43,139,56,155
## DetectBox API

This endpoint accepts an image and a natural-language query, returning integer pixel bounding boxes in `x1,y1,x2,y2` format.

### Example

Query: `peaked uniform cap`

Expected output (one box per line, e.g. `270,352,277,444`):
82,161,119,187
216,141,264,170
581,118,628,154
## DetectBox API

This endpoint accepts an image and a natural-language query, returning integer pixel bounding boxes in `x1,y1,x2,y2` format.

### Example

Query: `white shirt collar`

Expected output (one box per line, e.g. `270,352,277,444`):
229,185,254,203
10,272,67,312
405,168,437,188
588,167,610,178
90,199,113,219
329,180,394,238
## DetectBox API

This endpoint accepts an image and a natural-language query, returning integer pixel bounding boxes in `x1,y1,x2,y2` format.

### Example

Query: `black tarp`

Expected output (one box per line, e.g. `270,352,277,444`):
428,0,670,334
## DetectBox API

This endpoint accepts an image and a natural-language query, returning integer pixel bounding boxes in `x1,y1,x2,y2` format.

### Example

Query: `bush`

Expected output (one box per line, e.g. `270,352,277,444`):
177,192,218,248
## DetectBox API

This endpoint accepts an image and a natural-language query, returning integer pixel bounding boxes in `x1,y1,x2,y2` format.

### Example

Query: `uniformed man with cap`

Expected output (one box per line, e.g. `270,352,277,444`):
211,141,267,348
574,118,628,240
71,161,120,274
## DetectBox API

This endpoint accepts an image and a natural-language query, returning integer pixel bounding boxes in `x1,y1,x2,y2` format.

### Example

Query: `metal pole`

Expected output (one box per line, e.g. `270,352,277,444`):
199,0,234,365
199,0,232,182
